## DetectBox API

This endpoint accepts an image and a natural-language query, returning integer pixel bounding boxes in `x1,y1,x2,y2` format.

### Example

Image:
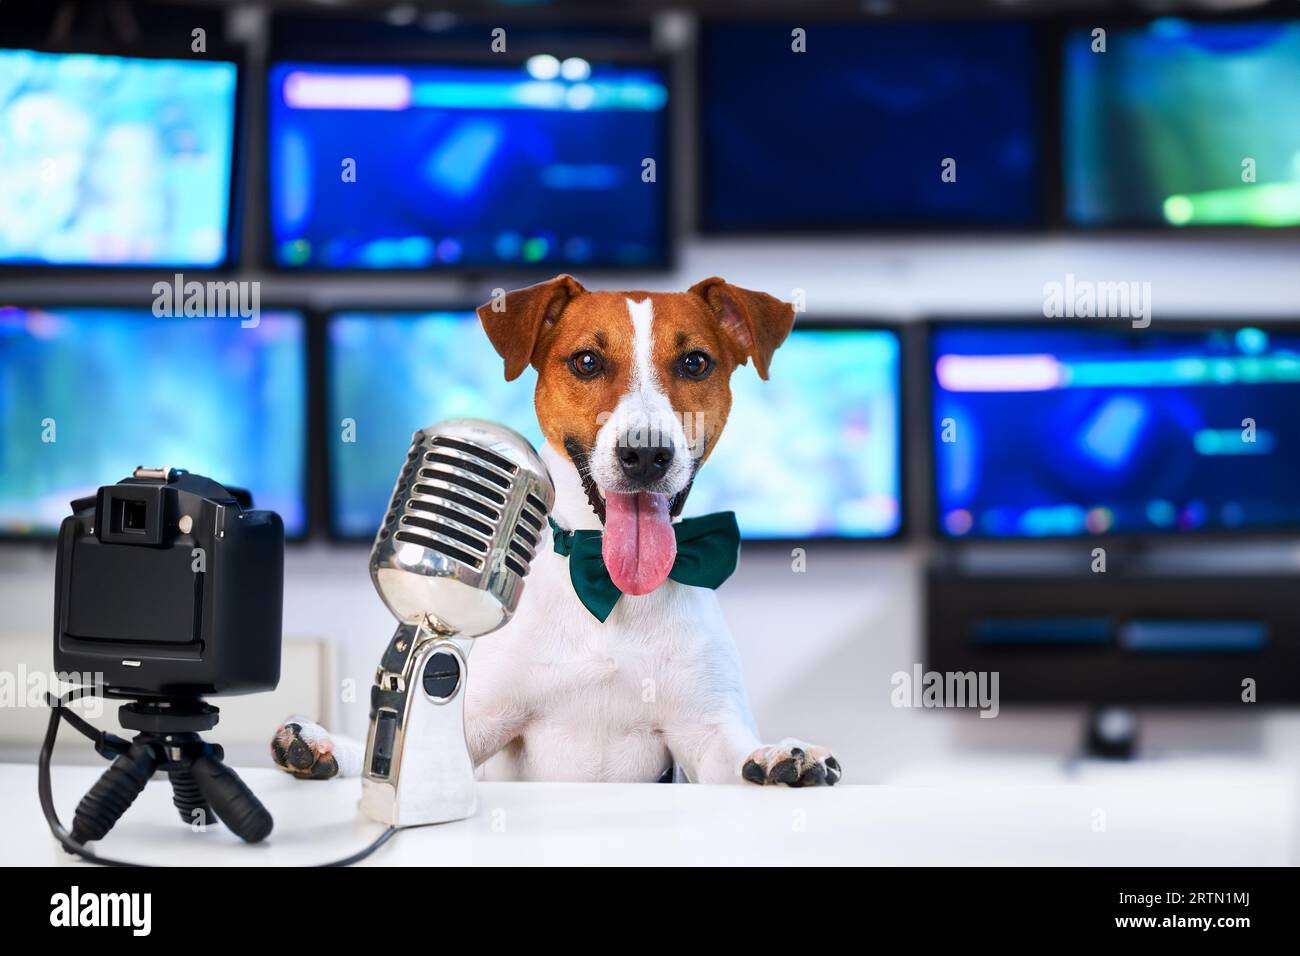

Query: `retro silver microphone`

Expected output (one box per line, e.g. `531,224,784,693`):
360,419,554,827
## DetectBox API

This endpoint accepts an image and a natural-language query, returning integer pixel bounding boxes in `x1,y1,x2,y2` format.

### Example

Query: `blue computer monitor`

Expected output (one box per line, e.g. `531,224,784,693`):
0,48,239,267
0,307,308,536
930,321,1300,539
267,58,669,270
699,21,1041,231
1063,18,1300,228
326,313,902,540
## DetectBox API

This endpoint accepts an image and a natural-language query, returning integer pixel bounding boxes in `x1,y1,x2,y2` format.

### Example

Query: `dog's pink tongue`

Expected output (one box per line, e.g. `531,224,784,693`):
602,491,676,596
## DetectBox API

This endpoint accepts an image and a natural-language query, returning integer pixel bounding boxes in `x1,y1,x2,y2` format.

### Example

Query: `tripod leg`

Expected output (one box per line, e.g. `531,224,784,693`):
167,767,215,828
71,740,160,844
190,751,274,843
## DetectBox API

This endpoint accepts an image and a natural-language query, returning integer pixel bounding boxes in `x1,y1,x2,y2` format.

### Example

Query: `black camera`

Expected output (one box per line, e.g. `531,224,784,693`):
54,467,284,700
42,468,283,850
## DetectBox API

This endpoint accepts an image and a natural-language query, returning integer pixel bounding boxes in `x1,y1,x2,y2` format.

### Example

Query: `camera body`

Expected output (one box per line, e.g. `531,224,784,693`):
53,468,283,700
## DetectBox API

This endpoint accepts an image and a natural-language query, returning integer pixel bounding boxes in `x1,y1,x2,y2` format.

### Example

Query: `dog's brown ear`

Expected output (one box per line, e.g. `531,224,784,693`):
477,274,586,381
688,277,795,380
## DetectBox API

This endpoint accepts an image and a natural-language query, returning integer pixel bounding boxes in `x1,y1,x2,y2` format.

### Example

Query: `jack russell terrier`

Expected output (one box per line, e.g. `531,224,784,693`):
272,275,841,786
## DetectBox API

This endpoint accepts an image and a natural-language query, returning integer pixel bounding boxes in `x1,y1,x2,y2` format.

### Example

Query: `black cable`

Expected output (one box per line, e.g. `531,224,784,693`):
53,690,122,751
39,692,136,867
321,822,400,867
39,690,398,867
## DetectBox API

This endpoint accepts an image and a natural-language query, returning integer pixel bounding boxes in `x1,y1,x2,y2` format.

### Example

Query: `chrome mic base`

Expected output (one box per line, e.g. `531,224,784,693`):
360,624,478,828
359,421,555,828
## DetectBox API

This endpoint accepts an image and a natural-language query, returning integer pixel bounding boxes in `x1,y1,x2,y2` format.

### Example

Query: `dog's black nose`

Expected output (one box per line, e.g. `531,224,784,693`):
617,441,674,484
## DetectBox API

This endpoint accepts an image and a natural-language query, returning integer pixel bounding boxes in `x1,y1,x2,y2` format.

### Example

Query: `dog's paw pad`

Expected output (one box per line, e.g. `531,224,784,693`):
742,740,840,787
271,716,339,780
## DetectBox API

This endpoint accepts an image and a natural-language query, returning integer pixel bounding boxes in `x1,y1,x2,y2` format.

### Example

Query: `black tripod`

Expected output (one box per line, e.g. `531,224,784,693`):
65,699,273,846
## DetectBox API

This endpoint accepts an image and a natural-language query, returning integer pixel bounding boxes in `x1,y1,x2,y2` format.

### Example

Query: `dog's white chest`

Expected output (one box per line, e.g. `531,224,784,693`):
473,547,728,781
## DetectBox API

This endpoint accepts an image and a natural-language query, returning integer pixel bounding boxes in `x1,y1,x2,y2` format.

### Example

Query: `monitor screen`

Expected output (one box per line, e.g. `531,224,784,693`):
0,307,307,536
0,49,239,267
327,313,901,540
327,310,543,537
1063,18,1300,227
267,59,669,270
688,326,902,539
931,322,1300,539
699,21,1040,231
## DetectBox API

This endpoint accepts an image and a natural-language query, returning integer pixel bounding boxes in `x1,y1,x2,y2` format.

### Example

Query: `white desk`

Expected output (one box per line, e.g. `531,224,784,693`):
2,762,1294,866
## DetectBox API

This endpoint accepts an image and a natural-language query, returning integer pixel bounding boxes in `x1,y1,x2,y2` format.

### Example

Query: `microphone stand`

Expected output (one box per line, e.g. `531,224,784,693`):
360,615,479,827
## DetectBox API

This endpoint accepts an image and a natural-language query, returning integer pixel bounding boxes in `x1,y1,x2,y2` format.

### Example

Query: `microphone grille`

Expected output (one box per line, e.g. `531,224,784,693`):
388,434,548,574
372,419,554,633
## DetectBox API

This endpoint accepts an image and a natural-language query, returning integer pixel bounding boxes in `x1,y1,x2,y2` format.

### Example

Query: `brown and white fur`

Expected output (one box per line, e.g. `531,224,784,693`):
272,276,840,787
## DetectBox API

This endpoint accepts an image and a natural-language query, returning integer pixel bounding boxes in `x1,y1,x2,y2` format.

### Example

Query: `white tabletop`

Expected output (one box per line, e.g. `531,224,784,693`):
2,762,1294,866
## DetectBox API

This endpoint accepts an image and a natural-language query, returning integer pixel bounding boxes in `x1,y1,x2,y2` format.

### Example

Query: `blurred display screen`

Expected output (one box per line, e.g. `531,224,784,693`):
0,49,238,267
0,307,307,536
700,21,1040,231
327,313,901,540
931,323,1300,538
1064,18,1300,227
267,59,668,270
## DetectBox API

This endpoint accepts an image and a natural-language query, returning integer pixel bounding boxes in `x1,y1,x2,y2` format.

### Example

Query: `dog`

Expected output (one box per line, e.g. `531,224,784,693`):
272,276,841,786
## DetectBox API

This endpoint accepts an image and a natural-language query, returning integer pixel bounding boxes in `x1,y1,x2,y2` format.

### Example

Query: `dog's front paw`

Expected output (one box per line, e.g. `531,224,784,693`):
271,716,339,780
742,739,841,787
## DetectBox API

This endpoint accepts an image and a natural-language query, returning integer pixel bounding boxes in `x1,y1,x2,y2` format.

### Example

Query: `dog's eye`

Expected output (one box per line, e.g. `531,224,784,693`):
568,350,605,379
677,350,713,380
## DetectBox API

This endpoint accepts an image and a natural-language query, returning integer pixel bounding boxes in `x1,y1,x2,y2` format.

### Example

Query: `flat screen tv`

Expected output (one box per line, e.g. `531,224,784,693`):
930,320,1300,539
699,20,1041,232
0,48,240,267
1063,17,1300,228
267,58,670,270
0,306,308,537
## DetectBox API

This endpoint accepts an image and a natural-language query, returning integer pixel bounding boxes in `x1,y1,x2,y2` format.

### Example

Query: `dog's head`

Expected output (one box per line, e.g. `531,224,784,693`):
477,274,794,596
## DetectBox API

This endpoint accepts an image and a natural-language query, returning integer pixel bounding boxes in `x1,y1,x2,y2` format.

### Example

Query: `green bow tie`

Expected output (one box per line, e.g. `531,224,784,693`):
549,512,741,622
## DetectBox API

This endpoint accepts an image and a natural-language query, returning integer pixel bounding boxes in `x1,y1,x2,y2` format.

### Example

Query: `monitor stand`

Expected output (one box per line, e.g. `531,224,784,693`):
1083,706,1139,760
